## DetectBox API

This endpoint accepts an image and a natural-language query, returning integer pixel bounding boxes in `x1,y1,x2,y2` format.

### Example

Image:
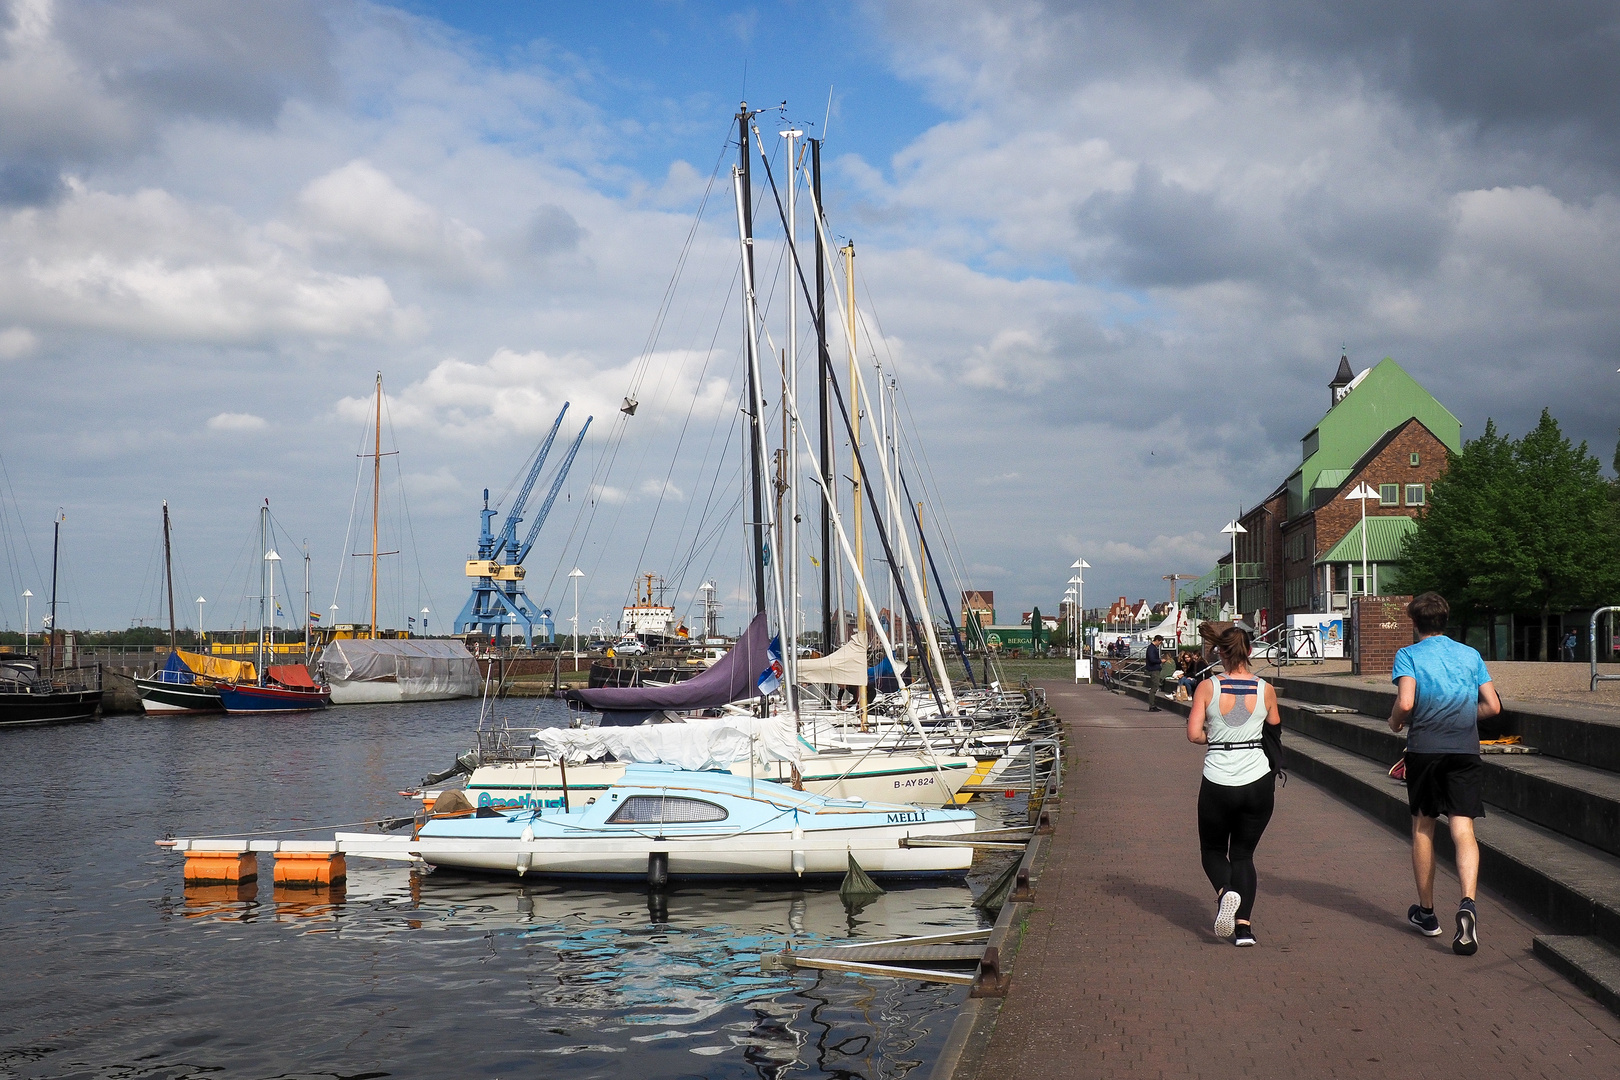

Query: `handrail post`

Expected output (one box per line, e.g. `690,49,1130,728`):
1591,606,1620,690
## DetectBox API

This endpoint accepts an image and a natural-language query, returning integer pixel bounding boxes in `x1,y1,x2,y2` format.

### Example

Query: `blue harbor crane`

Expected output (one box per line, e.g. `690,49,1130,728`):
454,404,593,644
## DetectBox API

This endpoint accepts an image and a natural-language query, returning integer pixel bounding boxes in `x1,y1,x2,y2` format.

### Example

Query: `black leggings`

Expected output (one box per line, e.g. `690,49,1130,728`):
1197,773,1276,922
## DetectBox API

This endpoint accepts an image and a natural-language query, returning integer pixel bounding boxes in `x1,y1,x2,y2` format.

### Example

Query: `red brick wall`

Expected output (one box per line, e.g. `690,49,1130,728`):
1352,595,1416,675
1310,419,1450,560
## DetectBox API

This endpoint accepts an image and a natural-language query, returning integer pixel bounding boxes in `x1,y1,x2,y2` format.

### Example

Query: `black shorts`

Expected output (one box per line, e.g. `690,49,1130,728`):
1404,752,1485,819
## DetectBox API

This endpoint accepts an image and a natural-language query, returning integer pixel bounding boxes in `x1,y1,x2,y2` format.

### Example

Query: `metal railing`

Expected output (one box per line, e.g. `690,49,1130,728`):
1591,607,1620,691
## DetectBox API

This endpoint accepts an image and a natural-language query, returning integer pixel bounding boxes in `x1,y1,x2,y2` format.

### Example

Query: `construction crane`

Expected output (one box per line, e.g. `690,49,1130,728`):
454,406,593,644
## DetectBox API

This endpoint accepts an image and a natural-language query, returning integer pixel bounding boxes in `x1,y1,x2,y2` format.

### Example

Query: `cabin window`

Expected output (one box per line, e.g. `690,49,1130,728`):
1405,484,1426,506
1378,484,1400,506
606,795,728,824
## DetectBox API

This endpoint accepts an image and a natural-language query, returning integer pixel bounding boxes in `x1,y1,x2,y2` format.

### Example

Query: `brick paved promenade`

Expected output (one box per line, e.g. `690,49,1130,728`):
968,680,1620,1079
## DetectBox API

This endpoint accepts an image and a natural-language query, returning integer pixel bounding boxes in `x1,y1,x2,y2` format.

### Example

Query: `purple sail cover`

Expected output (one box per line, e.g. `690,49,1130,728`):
573,612,770,711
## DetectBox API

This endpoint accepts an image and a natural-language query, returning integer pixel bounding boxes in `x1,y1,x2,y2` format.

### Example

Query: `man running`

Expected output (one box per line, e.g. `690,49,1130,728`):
1145,635,1165,712
1387,592,1501,955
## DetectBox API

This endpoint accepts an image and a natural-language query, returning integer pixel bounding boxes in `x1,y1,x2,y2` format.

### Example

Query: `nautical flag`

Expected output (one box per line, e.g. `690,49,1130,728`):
808,555,820,568
408,617,415,625
275,602,284,617
675,624,689,638
308,611,321,622
757,635,784,696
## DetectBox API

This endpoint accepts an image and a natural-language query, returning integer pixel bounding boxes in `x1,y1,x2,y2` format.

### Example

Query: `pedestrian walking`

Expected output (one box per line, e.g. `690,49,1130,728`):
1388,592,1501,955
1145,634,1165,711
1562,629,1576,662
1187,621,1279,946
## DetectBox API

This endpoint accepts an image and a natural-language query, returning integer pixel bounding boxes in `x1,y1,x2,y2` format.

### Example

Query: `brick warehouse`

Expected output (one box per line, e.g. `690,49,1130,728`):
1182,355,1462,630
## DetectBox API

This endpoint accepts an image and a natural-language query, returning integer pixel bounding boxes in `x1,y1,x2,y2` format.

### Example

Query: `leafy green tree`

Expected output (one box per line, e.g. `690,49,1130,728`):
1403,410,1620,658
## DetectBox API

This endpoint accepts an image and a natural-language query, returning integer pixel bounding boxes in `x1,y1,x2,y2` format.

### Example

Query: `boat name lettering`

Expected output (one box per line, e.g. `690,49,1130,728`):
477,792,565,810
885,811,926,823
892,777,933,788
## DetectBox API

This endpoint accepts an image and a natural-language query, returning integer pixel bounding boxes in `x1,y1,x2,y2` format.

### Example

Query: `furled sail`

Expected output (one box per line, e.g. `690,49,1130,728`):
569,612,771,714
795,630,869,686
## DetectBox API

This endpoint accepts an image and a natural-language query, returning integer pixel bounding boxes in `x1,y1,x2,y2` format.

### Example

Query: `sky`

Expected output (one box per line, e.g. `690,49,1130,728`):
1,0,1617,638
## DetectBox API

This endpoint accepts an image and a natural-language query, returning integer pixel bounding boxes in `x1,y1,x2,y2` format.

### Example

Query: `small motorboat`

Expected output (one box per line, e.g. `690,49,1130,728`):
341,762,980,880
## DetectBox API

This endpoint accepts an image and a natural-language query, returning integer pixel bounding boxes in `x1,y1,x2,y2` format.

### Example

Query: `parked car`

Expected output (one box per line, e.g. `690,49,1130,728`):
610,638,647,656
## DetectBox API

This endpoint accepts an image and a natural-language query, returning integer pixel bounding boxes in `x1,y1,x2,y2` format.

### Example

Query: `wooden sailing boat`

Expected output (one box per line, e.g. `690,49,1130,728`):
134,502,230,714
216,501,330,713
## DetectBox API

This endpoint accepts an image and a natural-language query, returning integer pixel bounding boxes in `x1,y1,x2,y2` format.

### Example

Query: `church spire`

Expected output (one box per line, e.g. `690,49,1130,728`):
1329,350,1354,406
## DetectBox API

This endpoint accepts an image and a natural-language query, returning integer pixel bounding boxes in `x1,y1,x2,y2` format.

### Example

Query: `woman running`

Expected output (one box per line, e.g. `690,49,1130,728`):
1187,621,1281,946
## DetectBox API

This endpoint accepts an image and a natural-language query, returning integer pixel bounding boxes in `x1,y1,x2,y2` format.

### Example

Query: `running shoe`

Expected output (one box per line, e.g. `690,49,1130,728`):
1407,904,1442,936
1233,924,1256,947
1214,889,1241,938
1453,899,1478,955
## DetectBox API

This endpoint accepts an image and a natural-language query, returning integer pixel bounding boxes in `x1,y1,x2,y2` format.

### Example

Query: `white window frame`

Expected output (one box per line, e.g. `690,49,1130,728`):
1405,484,1425,506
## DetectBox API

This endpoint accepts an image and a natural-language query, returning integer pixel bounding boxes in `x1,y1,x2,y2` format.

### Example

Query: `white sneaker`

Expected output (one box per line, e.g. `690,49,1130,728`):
1214,890,1241,938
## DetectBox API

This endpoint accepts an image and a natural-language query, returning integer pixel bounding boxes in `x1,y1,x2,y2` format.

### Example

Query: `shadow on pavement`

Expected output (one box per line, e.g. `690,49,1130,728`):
1101,874,1217,939
1266,873,1403,932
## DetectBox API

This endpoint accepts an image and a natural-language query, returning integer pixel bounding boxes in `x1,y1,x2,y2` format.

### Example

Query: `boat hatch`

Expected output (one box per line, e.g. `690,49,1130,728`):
606,796,728,824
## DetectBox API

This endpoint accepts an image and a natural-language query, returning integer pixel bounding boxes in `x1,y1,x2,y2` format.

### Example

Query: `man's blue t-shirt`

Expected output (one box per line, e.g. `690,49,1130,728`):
1391,635,1492,754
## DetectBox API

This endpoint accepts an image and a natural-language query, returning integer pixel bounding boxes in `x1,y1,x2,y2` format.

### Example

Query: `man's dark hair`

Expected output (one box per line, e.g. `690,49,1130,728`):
1408,592,1450,635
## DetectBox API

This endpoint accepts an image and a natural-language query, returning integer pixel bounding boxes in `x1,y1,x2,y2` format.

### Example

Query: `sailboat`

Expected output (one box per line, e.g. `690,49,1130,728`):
134,502,232,715
0,511,102,727
216,501,330,714
319,375,478,704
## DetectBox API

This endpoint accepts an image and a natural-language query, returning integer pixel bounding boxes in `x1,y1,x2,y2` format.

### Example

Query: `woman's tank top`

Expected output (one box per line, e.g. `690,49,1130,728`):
1202,675,1272,786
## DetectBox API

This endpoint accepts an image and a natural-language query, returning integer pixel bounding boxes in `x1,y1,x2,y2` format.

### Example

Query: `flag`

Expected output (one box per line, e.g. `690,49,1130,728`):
408,617,415,625
808,555,820,568
675,623,689,638
308,611,321,622
275,602,284,617
757,635,783,696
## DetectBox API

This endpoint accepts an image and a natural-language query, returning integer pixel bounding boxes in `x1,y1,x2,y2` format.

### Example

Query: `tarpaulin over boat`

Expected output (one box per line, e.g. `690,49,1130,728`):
795,630,870,685
268,664,318,688
570,612,771,713
318,639,479,700
529,715,803,770
172,649,256,684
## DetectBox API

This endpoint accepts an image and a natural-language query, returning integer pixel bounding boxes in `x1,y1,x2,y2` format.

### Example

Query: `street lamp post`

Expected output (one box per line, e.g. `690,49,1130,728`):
22,590,32,652
569,567,584,672
422,607,430,638
196,596,206,649
1220,521,1247,618
1071,559,1090,681
1344,483,1379,600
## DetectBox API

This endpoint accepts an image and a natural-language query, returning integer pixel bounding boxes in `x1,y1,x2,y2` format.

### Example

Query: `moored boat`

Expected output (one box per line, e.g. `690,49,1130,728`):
342,762,979,880
0,656,102,727
217,664,330,713
135,650,238,715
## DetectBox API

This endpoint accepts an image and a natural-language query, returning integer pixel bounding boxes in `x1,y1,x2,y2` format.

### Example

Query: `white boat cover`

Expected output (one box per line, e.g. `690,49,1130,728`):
795,631,875,686
529,716,803,771
319,639,479,698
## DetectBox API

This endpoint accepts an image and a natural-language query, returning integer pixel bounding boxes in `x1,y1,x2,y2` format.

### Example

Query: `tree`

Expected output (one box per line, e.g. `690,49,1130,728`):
1403,410,1620,658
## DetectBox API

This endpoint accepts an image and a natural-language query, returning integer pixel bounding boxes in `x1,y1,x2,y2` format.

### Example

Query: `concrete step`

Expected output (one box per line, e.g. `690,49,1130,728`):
1276,697,1620,861
1533,936,1620,1016
1271,674,1620,772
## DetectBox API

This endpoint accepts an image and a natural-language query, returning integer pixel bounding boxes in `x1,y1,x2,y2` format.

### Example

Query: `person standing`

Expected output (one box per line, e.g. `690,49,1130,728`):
1388,592,1501,956
1145,635,1165,711
1562,629,1577,662
1187,622,1279,946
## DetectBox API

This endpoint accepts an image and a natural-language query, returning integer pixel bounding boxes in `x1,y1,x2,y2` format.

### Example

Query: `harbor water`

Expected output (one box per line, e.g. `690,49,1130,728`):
0,700,1005,1079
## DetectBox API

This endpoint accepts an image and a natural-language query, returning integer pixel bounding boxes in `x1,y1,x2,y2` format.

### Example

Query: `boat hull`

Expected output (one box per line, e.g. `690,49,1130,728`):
327,679,466,705
0,690,102,727
216,683,331,713
135,677,224,715
455,752,980,812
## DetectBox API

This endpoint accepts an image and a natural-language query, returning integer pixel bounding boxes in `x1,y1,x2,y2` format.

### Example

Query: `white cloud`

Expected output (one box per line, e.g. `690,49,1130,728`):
0,327,38,359
292,159,490,277
0,183,411,341
337,346,735,440
206,411,268,431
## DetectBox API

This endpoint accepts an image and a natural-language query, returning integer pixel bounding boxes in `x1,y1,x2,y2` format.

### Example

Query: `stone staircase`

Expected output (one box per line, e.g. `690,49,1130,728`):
1110,669,1620,1015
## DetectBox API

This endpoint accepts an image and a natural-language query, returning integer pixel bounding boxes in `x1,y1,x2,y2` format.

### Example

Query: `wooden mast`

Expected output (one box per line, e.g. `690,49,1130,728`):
846,241,866,729
162,501,176,652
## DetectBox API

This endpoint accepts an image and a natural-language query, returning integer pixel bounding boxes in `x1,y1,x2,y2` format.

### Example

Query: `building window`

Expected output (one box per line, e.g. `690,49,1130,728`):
1409,452,1420,467
1378,483,1399,506
1405,484,1426,506
1303,429,1320,459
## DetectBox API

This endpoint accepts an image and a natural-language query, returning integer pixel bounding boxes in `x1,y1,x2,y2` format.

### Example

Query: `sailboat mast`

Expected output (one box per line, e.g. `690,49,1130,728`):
370,372,381,639
812,138,834,649
739,105,766,617
783,123,801,699
49,510,61,667
846,241,866,726
162,501,176,652
258,502,267,680
303,542,311,662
